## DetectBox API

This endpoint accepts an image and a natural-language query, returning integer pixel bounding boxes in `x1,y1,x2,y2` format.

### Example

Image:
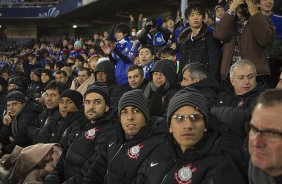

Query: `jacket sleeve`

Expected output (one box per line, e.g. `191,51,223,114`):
213,13,236,43
207,34,221,80
248,12,276,47
138,28,150,44
211,106,250,136
0,124,12,148
112,47,131,64
81,145,108,184
35,121,54,143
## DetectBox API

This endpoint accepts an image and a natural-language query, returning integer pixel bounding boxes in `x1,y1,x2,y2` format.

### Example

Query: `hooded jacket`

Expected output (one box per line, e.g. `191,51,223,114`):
94,60,125,110
144,60,180,116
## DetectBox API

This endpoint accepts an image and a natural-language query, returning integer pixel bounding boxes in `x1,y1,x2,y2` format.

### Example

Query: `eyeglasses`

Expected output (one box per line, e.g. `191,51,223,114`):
172,114,204,123
248,124,282,143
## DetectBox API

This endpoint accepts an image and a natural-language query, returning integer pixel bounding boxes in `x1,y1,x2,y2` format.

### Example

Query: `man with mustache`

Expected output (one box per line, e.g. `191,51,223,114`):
27,80,66,143
45,85,116,183
79,89,168,184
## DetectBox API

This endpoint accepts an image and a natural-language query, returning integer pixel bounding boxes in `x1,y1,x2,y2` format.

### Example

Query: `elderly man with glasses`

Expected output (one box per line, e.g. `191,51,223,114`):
248,89,282,184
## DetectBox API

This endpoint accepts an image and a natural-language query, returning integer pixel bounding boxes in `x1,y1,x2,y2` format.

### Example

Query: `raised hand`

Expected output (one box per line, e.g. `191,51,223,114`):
245,0,259,16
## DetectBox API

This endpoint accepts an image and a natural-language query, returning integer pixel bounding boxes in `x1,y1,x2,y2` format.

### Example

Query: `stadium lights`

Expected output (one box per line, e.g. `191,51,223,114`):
73,25,78,29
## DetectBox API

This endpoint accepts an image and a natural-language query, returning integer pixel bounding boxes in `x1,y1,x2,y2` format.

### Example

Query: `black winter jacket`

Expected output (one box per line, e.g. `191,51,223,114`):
0,101,43,154
27,107,60,144
35,110,85,147
189,77,220,109
44,110,116,183
160,133,247,184
216,80,268,109
178,23,221,80
104,126,167,184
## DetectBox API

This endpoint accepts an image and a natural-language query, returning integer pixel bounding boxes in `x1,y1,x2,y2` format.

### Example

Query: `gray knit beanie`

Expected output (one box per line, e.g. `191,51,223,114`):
167,87,208,127
118,89,150,123
6,90,27,103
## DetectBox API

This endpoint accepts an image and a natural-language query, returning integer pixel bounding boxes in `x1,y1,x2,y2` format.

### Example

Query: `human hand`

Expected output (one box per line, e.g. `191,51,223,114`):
229,0,245,12
3,112,12,125
130,14,134,21
245,0,259,16
99,41,112,55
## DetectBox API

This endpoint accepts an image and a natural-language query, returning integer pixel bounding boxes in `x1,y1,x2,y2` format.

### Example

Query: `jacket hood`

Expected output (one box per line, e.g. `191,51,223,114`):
94,60,116,84
150,59,177,86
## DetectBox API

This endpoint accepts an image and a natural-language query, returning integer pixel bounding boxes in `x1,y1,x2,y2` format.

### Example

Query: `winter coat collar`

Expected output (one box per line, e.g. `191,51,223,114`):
178,23,209,43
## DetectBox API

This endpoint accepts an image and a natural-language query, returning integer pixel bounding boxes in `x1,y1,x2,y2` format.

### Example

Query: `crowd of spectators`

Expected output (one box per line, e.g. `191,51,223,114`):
0,0,281,183
0,0,60,7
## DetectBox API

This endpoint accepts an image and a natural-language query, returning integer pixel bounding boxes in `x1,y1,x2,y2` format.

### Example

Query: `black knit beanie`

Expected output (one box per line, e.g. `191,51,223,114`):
84,85,110,106
33,68,43,79
118,89,150,123
61,89,83,109
41,69,53,80
6,90,27,103
167,87,208,127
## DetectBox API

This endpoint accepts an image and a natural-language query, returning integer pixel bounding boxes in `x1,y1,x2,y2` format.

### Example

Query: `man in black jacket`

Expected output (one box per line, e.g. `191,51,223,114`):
159,88,247,184
0,90,43,154
44,85,116,183
27,80,66,143
211,60,268,149
79,89,168,184
181,62,219,108
34,89,84,148
94,60,124,110
177,2,221,80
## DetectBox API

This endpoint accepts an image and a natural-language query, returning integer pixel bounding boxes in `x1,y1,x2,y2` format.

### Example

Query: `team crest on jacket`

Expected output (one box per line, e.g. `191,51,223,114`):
85,128,99,140
175,164,197,184
127,144,144,159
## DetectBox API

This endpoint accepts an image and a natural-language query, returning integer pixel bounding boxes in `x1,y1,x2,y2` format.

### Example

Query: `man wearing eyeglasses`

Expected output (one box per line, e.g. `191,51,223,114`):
248,89,282,184
132,88,247,183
